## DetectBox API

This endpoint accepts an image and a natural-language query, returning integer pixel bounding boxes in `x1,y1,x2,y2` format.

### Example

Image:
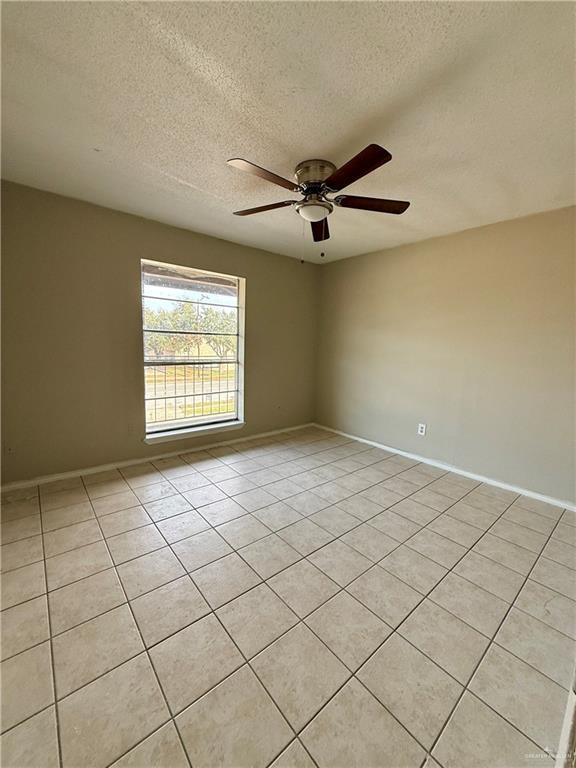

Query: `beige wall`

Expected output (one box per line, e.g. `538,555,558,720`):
2,182,574,502
317,207,575,503
1,181,318,482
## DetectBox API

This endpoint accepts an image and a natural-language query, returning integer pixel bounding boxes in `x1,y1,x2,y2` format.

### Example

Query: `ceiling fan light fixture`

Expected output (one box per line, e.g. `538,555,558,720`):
295,199,333,222
229,145,410,243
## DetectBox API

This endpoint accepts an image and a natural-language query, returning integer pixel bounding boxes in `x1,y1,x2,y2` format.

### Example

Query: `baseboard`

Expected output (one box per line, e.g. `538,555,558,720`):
313,423,576,512
4,420,574,512
1,422,317,492
556,684,576,767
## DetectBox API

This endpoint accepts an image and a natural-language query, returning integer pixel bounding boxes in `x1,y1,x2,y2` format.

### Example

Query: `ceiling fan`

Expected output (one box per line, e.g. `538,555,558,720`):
227,144,410,242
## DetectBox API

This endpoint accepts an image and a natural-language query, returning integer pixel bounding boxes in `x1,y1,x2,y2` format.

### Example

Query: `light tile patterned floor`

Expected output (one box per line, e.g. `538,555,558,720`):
1,426,575,768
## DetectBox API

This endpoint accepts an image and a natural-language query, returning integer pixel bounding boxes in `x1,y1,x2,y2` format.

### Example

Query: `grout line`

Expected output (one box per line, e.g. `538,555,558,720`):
29,432,383,762
76,476,194,768
1,444,569,618
511,602,576,643
229,577,436,760
486,525,550,555
0,551,45,576
36,485,64,768
51,641,146,703
282,480,518,687
3,516,560,744
0,423,320,492
0,510,574,631
0,702,62,742
103,715,177,768
421,500,574,762
7,524,573,662
313,423,575,512
261,476,564,755
2,427,573,765
214,467,518,750
141,506,305,768
490,638,575,692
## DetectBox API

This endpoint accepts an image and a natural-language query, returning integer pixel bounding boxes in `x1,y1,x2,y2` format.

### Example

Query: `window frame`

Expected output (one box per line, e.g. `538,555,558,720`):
140,259,245,442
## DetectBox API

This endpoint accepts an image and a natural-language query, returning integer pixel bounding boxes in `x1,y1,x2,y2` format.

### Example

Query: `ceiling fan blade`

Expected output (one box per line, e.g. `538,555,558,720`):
233,201,295,216
227,158,298,192
324,144,392,192
334,195,410,214
311,218,330,242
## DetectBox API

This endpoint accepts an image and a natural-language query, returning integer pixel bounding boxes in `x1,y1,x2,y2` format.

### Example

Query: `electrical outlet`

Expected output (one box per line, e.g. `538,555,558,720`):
417,423,427,436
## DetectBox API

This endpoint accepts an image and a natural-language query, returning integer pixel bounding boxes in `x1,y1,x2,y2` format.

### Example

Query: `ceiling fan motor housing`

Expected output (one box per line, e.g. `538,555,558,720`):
294,159,336,187
228,145,409,241
294,160,336,221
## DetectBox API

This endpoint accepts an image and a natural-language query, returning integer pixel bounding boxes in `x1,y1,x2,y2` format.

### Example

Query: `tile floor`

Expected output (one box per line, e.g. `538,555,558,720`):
1,426,574,767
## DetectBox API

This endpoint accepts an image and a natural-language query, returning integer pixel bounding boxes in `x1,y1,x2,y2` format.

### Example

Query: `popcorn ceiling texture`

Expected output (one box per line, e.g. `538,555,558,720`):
1,2,574,263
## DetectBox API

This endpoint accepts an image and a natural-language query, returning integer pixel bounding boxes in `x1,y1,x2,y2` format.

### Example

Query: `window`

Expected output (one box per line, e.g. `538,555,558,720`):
141,259,244,436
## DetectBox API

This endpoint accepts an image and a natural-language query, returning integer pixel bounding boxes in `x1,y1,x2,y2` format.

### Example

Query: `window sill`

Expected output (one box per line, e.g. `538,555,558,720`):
144,420,245,445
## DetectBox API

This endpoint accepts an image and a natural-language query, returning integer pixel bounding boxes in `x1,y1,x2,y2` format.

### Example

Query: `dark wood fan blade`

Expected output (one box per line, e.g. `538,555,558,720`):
311,218,330,242
227,158,297,192
233,201,295,216
334,195,410,214
324,144,392,192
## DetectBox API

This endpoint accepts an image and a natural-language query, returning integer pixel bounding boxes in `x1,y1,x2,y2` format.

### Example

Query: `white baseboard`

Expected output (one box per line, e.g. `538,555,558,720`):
4,420,574,513
313,423,576,512
1,422,317,492
556,684,576,767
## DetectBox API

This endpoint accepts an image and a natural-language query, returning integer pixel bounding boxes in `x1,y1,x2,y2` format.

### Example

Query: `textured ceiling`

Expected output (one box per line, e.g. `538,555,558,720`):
2,2,574,263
